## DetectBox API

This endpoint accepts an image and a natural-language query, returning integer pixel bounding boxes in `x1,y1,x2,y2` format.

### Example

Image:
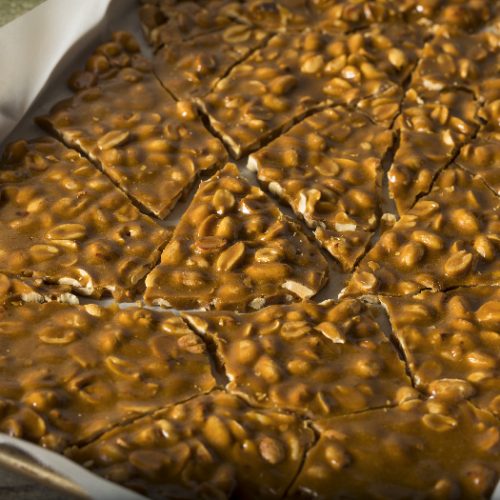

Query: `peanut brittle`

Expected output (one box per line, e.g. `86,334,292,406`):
140,0,310,49
199,25,422,158
381,287,500,417
184,300,413,418
37,32,227,219
410,26,499,103
144,163,328,310
233,0,311,31
343,167,500,297
248,107,393,271
154,26,268,100
457,99,500,195
69,391,314,499
389,89,480,214
0,302,215,449
399,0,493,31
0,273,78,306
139,0,237,47
310,0,401,33
289,399,500,499
0,138,168,300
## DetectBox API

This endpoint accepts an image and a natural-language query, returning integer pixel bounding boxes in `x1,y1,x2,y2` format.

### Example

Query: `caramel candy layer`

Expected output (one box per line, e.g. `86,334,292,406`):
69,391,314,499
248,107,393,271
289,399,500,499
0,138,168,300
233,0,311,31
410,27,499,103
389,89,480,214
184,300,413,418
199,24,422,158
310,0,401,33
37,32,227,219
140,0,310,49
344,167,500,297
399,0,493,31
457,99,500,196
139,0,236,47
382,287,500,417
144,163,328,311
0,302,215,449
154,27,268,100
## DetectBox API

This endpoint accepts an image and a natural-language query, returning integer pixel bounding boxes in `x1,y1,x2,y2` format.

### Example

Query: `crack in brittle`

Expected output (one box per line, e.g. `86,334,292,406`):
66,387,220,453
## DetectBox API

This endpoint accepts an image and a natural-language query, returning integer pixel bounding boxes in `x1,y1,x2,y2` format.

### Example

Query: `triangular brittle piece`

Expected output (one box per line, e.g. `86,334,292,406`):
289,399,500,499
0,138,169,300
389,89,479,214
344,166,500,297
381,286,500,417
199,24,422,157
184,299,413,417
37,32,227,218
0,302,215,449
144,163,329,310
69,391,314,499
248,107,393,271
154,26,269,100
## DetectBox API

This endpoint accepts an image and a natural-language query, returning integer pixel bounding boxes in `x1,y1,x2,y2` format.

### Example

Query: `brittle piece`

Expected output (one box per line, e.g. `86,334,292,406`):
248,107,393,271
0,273,78,306
154,26,268,100
0,138,168,300
289,399,500,499
184,300,413,418
199,25,422,158
343,167,500,297
37,32,227,218
144,163,328,310
389,89,480,214
233,0,312,31
410,27,499,103
69,391,314,499
310,0,401,33
0,302,215,450
382,287,500,417
138,0,237,47
399,0,492,31
457,100,500,195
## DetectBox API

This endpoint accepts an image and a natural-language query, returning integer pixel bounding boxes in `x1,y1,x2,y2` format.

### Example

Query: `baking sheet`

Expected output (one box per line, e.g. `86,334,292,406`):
0,0,498,498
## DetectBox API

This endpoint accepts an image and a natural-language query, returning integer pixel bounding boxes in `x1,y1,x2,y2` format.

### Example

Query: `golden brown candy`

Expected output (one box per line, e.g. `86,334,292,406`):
344,167,500,297
382,287,500,417
289,399,500,499
69,391,314,499
249,107,393,271
199,24,422,158
389,89,480,214
0,138,168,300
184,299,413,417
144,163,328,310
139,0,237,47
410,26,499,104
37,31,227,218
154,27,268,100
0,302,215,449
